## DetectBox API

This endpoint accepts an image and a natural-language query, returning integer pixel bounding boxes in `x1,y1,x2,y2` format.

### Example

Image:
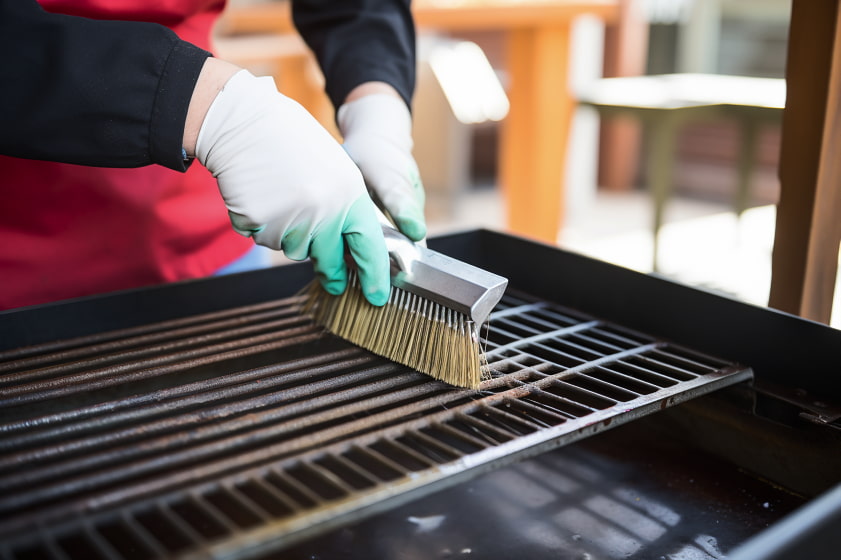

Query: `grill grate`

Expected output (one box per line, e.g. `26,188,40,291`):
0,290,751,560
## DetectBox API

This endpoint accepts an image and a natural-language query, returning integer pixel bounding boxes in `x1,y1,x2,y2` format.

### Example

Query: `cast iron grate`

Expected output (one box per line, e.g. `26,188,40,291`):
0,290,751,559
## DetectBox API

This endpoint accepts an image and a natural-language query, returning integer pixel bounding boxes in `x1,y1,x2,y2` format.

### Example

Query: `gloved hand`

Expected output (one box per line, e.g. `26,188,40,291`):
338,93,427,242
195,70,390,306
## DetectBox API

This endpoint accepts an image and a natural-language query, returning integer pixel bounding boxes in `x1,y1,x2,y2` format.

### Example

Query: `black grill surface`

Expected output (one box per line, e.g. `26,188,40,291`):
0,289,751,560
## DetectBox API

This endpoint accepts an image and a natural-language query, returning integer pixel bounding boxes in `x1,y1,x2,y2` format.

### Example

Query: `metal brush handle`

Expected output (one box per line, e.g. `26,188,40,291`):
373,207,508,327
375,207,421,273
382,227,422,273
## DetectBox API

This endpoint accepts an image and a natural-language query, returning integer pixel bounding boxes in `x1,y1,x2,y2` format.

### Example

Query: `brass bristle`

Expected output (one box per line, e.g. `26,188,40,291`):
301,271,488,389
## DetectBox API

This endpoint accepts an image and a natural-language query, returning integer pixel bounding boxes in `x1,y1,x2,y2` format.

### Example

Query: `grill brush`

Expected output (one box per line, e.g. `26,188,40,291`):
302,223,508,389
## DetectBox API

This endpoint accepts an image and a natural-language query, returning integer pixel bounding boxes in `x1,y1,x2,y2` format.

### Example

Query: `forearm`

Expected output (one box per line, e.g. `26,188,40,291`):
343,81,403,105
183,58,242,158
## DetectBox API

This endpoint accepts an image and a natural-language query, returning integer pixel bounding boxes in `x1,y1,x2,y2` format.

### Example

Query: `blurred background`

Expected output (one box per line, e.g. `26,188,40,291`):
213,0,839,328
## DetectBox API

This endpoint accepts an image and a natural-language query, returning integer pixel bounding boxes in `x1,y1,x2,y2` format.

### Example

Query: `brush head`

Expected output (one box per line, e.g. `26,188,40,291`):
303,272,487,388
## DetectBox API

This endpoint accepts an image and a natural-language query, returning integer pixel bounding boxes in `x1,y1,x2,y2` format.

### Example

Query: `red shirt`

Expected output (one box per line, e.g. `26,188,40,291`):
0,0,252,309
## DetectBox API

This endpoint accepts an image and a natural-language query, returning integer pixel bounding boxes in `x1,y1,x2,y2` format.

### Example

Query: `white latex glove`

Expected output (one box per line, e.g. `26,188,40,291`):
338,94,427,241
196,70,390,306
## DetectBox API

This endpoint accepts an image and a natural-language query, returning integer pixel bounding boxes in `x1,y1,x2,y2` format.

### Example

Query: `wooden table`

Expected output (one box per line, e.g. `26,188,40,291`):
578,73,785,270
218,0,619,243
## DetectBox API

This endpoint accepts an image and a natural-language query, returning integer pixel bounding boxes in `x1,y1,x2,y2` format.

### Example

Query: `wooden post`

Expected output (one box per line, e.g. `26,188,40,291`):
500,24,572,242
598,0,648,191
769,0,841,324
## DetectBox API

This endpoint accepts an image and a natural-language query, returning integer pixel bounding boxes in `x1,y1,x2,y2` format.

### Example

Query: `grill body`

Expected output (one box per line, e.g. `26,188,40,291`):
1,230,839,559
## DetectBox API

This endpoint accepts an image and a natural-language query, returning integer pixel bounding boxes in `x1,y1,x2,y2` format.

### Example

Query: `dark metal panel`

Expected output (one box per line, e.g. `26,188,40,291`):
728,482,841,560
428,230,841,399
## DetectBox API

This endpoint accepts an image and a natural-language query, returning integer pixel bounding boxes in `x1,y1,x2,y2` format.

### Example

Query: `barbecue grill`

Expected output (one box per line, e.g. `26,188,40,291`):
1,230,839,559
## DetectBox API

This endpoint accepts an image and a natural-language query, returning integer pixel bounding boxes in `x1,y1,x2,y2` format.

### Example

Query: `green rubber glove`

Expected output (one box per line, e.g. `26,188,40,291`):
305,197,390,306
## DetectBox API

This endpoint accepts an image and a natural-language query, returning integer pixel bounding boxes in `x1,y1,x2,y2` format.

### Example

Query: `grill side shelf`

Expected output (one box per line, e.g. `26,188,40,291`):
0,292,752,560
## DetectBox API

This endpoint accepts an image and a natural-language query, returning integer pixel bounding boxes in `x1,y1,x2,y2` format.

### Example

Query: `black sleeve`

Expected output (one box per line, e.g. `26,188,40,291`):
291,0,416,110
0,0,211,171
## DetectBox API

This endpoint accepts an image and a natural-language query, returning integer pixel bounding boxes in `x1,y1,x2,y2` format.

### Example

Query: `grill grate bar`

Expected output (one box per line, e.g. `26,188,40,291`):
567,371,645,402
394,432,457,464
321,452,382,489
0,367,436,513
581,326,649,348
378,438,438,471
306,461,360,497
518,386,598,419
491,296,588,320
486,310,581,338
601,360,680,389
566,331,630,354
627,353,705,380
485,321,602,356
482,342,665,393
268,468,325,509
0,328,323,408
228,484,277,525
472,403,544,434
0,313,311,387
237,476,302,517
429,420,493,452
0,303,305,379
488,343,587,371
307,461,361,499
498,398,566,428
344,445,408,483
152,502,203,552
81,522,120,560
0,360,409,477
0,349,362,441
484,358,569,384
487,301,551,320
649,348,725,372
42,533,72,560
0,298,302,364
193,493,241,536
0,378,479,530
586,365,664,394
118,512,171,559
451,411,514,445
